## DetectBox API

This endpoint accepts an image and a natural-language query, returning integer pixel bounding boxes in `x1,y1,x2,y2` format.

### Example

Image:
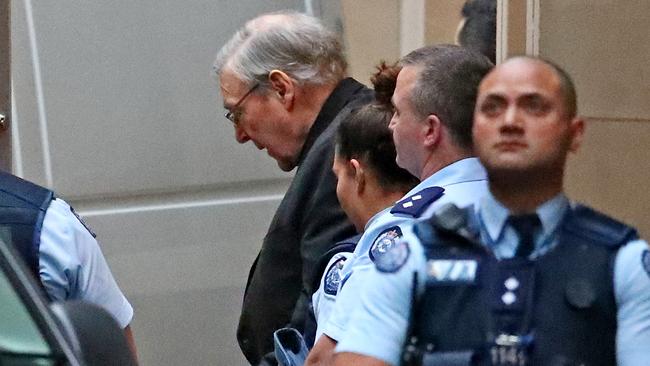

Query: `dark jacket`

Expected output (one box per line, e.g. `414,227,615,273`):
237,78,373,365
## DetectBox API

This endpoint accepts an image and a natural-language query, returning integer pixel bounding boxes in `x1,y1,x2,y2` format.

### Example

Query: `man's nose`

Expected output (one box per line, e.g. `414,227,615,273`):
499,106,525,135
235,125,250,143
503,105,521,127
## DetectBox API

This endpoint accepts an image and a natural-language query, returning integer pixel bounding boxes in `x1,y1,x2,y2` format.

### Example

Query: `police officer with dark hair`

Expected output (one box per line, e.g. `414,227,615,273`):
333,57,650,366
310,62,419,343
275,63,418,366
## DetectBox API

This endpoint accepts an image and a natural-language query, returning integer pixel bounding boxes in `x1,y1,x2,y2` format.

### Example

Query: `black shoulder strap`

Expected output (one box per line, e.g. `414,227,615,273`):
563,204,638,248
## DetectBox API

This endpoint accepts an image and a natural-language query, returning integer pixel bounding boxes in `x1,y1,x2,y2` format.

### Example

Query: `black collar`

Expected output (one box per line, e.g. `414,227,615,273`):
296,78,366,165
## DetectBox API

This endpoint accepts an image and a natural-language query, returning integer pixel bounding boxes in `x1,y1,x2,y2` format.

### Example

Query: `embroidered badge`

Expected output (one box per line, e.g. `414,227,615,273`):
324,256,347,296
374,239,410,273
642,250,650,279
369,226,403,262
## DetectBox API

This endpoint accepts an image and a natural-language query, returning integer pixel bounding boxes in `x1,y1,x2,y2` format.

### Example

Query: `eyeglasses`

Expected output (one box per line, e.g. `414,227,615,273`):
224,82,260,124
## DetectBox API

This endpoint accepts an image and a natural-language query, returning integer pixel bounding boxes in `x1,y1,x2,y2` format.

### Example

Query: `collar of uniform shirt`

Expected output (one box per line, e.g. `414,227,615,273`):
402,157,487,198
478,192,569,258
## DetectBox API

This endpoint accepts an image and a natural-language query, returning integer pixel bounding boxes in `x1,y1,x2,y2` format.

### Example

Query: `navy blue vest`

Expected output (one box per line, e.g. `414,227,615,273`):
405,204,638,366
0,171,54,280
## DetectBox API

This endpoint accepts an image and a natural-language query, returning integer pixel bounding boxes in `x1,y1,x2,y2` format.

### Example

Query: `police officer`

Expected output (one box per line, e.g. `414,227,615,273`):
0,170,137,359
333,57,650,366
307,45,493,365
311,63,420,345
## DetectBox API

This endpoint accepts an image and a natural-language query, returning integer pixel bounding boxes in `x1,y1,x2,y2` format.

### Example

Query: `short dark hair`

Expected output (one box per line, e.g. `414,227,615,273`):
541,59,578,119
336,104,418,192
400,44,494,150
458,0,497,63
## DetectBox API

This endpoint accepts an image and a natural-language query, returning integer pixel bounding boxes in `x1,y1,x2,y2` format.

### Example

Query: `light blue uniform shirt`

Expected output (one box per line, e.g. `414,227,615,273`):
319,157,488,341
38,198,133,328
337,192,650,366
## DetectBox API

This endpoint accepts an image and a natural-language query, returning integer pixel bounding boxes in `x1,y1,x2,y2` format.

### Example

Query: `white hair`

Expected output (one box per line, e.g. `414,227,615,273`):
213,10,347,88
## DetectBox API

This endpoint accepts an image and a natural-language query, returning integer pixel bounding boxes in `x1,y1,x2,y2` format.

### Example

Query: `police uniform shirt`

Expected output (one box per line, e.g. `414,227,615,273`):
38,198,134,328
336,192,650,366
320,157,488,342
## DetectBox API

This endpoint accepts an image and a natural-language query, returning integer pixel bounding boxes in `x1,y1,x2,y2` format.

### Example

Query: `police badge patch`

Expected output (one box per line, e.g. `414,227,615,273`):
642,250,650,279
369,226,403,262
324,256,347,296
374,240,410,273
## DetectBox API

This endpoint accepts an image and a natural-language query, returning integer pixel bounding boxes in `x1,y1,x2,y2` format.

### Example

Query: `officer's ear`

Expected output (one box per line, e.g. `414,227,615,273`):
422,114,442,148
349,158,366,194
268,70,295,110
568,117,585,153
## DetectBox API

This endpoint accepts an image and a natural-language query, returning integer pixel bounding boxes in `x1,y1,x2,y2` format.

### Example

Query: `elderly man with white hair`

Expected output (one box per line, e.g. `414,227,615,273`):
213,10,373,365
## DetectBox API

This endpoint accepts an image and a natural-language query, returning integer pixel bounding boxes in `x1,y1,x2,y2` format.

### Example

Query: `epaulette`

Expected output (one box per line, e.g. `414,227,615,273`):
563,204,638,247
390,186,445,218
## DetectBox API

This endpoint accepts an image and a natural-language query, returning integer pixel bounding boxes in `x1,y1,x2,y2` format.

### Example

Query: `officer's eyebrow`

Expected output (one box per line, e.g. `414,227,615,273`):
519,92,548,102
478,92,506,103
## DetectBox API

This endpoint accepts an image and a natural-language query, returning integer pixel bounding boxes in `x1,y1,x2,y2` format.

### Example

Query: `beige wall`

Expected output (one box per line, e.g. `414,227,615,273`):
341,0,467,85
537,1,650,237
425,0,465,45
341,0,401,85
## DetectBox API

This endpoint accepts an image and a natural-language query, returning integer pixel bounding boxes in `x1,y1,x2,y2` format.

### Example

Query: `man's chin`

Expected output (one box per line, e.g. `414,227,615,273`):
276,159,297,172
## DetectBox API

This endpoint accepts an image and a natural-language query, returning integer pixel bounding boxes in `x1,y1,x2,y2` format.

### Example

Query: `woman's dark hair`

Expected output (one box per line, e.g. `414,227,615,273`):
335,62,419,192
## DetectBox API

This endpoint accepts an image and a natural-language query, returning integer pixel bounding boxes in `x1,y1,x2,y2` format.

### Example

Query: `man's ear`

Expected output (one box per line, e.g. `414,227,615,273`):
268,70,295,110
568,116,585,153
422,114,442,148
350,158,366,194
